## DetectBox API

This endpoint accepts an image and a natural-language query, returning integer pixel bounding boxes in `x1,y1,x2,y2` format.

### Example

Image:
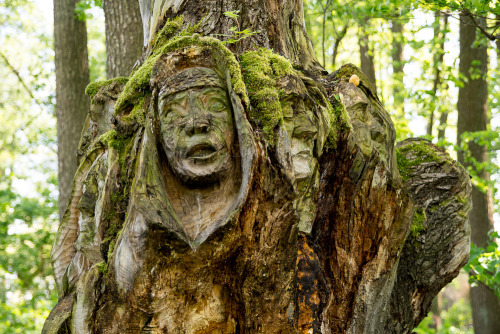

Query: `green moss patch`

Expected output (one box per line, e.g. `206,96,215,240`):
85,77,129,99
113,33,248,126
396,141,444,183
240,48,294,145
327,93,350,147
411,207,427,237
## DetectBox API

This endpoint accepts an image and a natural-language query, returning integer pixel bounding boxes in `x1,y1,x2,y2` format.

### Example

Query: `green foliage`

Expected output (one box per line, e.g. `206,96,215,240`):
464,232,500,299
0,1,59,331
414,298,474,334
457,130,500,193
75,0,103,21
218,10,261,45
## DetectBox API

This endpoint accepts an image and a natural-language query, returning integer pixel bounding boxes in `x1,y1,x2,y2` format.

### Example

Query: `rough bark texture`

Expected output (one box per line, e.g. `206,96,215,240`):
44,1,471,333
138,0,321,72
103,0,143,78
387,138,471,333
457,14,500,334
54,0,90,218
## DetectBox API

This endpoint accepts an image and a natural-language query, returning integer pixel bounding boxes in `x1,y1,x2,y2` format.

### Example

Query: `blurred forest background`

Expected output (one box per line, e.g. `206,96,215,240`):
0,0,499,333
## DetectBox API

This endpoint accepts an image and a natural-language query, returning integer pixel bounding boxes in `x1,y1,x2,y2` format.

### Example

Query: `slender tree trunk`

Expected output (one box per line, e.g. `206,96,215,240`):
331,24,348,69
53,0,90,218
457,14,500,334
321,1,329,67
427,11,442,137
437,14,449,141
391,18,404,118
497,15,500,59
359,18,377,92
103,0,143,78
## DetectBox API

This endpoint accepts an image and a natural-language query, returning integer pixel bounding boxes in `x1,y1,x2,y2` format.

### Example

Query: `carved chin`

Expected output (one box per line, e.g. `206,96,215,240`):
170,148,232,186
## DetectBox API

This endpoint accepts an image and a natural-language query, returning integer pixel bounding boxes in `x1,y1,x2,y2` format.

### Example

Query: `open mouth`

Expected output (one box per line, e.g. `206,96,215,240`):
186,143,218,160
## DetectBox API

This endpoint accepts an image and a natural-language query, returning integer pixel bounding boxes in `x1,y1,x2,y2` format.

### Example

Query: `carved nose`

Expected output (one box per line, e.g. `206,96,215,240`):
185,118,211,135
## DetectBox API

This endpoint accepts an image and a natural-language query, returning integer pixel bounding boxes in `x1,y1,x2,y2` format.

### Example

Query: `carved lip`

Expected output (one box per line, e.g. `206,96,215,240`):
186,142,219,160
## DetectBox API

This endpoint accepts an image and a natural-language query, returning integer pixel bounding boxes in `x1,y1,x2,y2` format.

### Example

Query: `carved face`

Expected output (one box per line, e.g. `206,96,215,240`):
291,103,319,183
158,86,235,186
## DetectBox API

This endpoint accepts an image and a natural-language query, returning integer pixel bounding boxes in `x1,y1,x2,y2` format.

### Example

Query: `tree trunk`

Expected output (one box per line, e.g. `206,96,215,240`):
331,24,348,69
426,11,442,137
359,18,377,92
43,1,472,333
53,0,90,218
457,14,500,334
391,18,404,119
437,13,449,141
103,0,143,78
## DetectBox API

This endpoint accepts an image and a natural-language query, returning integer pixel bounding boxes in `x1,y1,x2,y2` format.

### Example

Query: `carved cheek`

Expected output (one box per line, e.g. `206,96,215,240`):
217,110,234,147
159,116,181,156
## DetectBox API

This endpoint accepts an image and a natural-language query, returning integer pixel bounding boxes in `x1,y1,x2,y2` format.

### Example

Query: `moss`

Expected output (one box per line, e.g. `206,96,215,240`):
396,141,444,183
152,15,184,50
114,34,248,123
239,48,295,145
96,261,108,274
123,97,147,126
334,64,359,80
411,207,426,237
85,77,129,99
107,239,116,260
326,94,350,148
456,196,467,204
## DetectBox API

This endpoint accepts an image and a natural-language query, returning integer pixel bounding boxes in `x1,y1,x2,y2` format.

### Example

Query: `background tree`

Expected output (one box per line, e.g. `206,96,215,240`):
457,14,500,333
102,0,143,78
54,0,90,218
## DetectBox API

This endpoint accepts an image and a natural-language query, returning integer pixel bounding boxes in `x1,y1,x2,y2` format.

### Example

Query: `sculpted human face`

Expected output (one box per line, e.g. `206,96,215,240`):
291,105,319,183
158,86,235,186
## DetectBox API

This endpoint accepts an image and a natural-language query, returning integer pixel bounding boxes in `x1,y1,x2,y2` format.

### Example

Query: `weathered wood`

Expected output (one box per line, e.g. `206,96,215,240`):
387,138,471,333
44,2,472,333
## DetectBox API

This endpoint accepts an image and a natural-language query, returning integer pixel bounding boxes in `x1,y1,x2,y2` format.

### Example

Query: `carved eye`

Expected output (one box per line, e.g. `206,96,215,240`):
208,99,226,112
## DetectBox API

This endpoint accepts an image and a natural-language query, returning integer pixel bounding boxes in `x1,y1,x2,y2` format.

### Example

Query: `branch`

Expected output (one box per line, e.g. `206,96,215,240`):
0,50,46,132
462,8,499,41
0,51,37,101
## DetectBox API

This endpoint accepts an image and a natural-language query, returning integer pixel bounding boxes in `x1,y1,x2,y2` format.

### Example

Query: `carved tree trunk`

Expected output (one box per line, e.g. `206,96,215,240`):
44,1,471,333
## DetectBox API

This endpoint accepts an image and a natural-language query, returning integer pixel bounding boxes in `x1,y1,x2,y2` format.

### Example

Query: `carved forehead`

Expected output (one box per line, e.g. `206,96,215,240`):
158,67,226,98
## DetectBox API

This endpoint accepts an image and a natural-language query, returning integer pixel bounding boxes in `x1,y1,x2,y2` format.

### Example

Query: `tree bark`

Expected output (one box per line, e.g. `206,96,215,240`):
103,0,143,78
139,0,321,71
53,0,90,218
359,19,377,92
43,1,472,333
457,14,500,334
